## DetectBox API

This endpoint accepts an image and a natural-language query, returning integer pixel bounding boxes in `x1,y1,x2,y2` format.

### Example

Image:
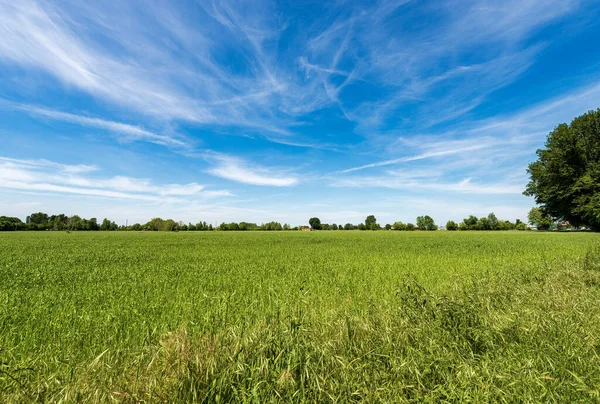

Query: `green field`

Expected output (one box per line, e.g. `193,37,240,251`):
1,231,600,402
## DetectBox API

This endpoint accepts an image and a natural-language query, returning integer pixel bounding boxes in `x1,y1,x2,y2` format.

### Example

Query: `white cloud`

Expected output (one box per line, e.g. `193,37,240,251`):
2,101,187,147
0,0,588,148
0,157,230,201
341,142,492,173
330,174,524,195
0,157,98,174
208,155,298,187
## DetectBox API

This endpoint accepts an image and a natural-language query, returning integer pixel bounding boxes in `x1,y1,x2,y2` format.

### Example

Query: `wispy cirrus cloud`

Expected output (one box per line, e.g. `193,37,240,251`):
339,78,600,177
0,156,98,174
0,0,583,146
0,157,231,201
0,100,187,147
299,0,582,134
207,154,298,187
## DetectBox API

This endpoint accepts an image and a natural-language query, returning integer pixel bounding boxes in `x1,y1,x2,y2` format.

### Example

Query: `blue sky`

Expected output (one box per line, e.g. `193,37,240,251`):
1,0,600,226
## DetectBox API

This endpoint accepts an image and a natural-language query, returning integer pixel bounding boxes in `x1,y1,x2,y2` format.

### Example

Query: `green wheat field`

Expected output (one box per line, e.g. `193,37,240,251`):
1,231,600,402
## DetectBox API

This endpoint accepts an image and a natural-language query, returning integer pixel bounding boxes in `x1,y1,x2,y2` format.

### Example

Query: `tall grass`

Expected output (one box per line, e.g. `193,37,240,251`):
1,231,599,401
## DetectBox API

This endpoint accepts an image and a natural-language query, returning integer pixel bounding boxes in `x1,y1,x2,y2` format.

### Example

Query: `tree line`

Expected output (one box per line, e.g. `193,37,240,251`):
0,210,581,232
0,213,296,232
309,214,533,231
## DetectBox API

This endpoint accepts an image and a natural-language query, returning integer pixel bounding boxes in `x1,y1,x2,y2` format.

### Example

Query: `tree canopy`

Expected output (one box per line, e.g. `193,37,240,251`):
365,215,378,230
416,215,437,230
527,207,553,230
524,109,600,231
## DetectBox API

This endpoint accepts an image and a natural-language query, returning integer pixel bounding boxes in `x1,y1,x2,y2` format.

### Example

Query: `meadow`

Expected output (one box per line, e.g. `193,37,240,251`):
1,230,599,402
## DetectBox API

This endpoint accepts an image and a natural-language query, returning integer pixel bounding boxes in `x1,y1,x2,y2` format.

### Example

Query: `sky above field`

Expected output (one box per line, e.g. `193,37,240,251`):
1,0,600,226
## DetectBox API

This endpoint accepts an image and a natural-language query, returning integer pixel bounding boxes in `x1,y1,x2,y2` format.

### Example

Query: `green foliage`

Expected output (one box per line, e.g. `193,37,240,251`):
525,109,600,231
392,221,407,230
26,212,49,225
365,215,378,230
446,220,458,231
261,221,283,231
516,222,528,231
487,213,499,230
1,231,599,401
416,215,437,230
527,207,553,230
100,218,118,231
0,216,24,231
309,217,321,230
458,213,518,231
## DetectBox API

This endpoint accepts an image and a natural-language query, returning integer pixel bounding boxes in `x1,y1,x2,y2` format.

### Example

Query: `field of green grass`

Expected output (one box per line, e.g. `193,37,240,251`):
1,231,599,402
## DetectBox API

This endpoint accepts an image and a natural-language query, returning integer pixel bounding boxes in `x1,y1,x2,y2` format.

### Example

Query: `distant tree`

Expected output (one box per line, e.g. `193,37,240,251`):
67,215,83,230
385,223,392,230
416,215,437,230
309,217,321,230
528,207,553,230
524,109,600,231
477,217,491,230
283,223,291,230
462,215,478,230
357,223,367,230
88,218,99,231
497,220,515,231
162,219,177,231
146,218,164,231
516,222,528,231
446,220,458,231
344,223,354,230
237,222,253,231
261,221,282,231
48,214,68,230
405,223,415,231
392,221,406,231
365,215,378,230
26,212,49,225
100,218,112,231
0,216,24,231
487,213,499,230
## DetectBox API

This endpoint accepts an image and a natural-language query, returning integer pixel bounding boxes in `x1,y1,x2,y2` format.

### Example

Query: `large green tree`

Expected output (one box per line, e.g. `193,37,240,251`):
309,217,321,230
365,215,378,230
416,215,437,230
524,109,600,231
